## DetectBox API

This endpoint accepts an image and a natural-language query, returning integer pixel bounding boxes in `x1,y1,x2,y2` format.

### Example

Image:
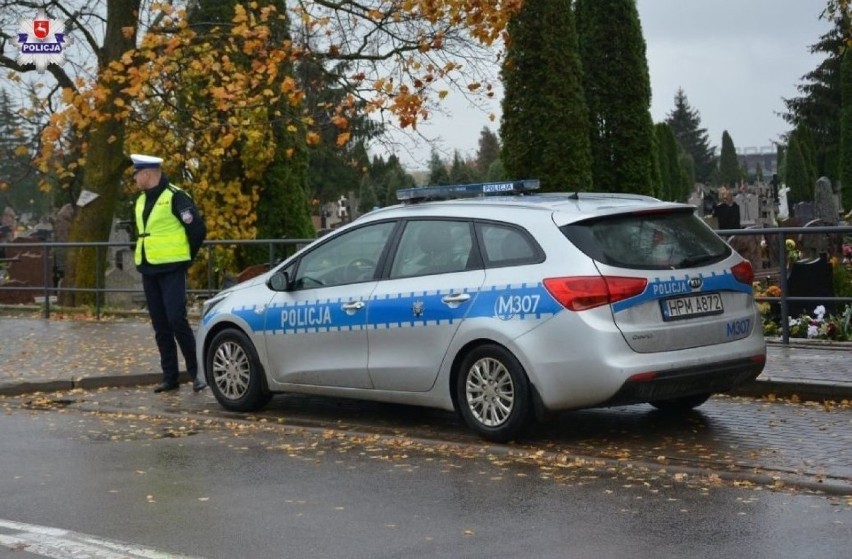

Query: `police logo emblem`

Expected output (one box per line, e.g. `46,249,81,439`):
13,9,72,74
180,209,193,224
412,300,424,317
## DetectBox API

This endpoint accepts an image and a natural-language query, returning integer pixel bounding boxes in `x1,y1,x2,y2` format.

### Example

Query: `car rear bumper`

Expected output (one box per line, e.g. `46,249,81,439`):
599,354,766,407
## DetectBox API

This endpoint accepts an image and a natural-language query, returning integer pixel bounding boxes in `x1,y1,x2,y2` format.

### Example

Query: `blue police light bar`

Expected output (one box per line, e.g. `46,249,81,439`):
396,179,540,203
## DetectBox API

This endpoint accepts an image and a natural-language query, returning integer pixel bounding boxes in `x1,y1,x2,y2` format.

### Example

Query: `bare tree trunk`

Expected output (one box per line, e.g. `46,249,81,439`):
65,0,140,306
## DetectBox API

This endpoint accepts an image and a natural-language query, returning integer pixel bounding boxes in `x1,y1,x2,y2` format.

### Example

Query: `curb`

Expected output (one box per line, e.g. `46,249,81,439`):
0,371,194,397
0,381,74,396
731,379,852,402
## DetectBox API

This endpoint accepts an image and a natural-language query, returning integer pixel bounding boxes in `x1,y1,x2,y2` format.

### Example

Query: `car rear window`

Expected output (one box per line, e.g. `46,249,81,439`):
560,209,731,270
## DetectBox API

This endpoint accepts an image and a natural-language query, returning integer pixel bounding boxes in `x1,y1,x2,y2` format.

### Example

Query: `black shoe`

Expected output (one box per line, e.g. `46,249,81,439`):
153,382,180,393
192,378,207,392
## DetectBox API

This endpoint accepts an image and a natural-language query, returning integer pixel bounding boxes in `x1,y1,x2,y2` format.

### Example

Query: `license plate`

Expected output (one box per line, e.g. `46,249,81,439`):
660,292,723,321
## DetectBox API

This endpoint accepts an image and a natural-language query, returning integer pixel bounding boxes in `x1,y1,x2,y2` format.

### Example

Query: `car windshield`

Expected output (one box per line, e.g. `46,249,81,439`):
561,209,731,270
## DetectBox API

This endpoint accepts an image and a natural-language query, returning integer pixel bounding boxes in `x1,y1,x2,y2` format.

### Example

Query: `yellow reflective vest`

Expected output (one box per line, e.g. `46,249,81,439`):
135,185,191,265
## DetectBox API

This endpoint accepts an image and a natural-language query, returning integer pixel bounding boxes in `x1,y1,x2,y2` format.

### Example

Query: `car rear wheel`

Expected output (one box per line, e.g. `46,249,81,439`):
456,344,531,443
206,328,272,412
649,393,711,412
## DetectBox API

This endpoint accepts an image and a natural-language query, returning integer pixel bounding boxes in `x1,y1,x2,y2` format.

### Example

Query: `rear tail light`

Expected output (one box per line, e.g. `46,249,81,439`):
543,276,647,311
731,260,754,285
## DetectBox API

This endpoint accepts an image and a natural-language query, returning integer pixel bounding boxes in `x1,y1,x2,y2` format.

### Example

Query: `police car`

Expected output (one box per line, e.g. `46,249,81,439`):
196,180,766,442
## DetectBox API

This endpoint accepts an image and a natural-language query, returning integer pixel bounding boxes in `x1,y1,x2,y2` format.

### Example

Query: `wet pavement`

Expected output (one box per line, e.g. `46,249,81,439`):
0,315,850,496
3,400,849,559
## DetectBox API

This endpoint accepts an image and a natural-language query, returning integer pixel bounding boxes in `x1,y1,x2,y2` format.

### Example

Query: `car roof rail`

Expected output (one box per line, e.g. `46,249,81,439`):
396,179,540,204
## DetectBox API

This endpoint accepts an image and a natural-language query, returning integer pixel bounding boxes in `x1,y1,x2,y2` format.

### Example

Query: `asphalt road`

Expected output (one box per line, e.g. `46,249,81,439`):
1,387,850,558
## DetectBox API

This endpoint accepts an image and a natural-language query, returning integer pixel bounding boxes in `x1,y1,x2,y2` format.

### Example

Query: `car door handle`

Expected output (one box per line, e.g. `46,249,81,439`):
341,301,365,312
441,293,471,306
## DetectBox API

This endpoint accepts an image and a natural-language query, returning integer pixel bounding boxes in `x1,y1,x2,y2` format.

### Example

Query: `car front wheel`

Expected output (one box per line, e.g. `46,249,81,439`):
456,344,531,443
206,328,272,412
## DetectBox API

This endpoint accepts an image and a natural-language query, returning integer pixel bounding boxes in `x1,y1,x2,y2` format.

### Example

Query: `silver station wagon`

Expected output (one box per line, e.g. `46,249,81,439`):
197,180,766,442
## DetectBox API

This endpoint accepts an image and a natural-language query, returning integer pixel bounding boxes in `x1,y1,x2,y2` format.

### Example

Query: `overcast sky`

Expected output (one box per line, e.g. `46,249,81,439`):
398,0,832,170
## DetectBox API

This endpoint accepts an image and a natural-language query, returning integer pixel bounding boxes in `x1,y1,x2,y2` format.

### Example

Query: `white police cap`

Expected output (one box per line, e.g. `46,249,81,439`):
130,153,163,170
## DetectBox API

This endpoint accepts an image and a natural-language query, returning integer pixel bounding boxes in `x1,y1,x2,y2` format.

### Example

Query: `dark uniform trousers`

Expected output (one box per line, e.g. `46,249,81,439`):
142,269,197,385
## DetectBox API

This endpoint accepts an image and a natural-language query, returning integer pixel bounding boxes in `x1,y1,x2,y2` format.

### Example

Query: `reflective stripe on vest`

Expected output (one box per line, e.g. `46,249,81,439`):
135,185,191,265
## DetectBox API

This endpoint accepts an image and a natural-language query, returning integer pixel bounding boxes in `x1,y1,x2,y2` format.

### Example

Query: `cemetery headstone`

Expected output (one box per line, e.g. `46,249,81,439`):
814,177,839,225
786,254,835,317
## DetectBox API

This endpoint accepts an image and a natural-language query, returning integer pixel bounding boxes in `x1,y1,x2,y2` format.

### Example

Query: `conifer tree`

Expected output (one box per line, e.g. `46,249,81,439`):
719,131,740,188
575,0,656,195
449,151,478,184
840,47,852,211
783,8,849,180
665,88,716,184
476,128,501,178
428,150,451,185
373,155,414,206
357,179,378,214
785,132,811,207
0,89,41,213
654,122,689,202
501,0,592,191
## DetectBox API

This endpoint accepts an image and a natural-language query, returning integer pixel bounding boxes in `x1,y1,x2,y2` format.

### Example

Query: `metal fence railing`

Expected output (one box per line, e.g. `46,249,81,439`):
1,227,850,344
715,224,852,344
0,238,312,319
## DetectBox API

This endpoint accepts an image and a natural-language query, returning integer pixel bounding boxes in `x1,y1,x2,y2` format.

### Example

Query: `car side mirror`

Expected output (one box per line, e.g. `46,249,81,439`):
267,270,290,292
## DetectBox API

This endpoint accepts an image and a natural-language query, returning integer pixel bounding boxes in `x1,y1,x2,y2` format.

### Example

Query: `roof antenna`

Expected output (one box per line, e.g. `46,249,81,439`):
569,192,579,200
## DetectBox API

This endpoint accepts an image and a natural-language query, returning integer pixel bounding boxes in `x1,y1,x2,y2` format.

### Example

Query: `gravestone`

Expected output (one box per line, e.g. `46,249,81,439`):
0,236,49,304
814,176,839,225
1,207,15,231
786,254,835,317
105,267,141,308
103,218,144,308
792,201,814,223
687,190,704,215
739,192,759,226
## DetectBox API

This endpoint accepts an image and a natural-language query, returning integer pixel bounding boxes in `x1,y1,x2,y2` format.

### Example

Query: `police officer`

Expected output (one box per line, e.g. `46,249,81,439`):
132,154,207,393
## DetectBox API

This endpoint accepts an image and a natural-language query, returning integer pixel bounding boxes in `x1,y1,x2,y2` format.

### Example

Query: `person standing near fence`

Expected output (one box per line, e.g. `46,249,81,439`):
712,186,741,230
132,154,207,393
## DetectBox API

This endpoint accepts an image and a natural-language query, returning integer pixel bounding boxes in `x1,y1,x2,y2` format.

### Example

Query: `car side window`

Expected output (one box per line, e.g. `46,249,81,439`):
389,220,474,278
479,223,539,267
292,222,395,289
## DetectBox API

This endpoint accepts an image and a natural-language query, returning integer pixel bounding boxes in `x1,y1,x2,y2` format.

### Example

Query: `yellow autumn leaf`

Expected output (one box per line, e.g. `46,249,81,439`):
306,132,321,145
281,76,296,93
336,132,351,146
